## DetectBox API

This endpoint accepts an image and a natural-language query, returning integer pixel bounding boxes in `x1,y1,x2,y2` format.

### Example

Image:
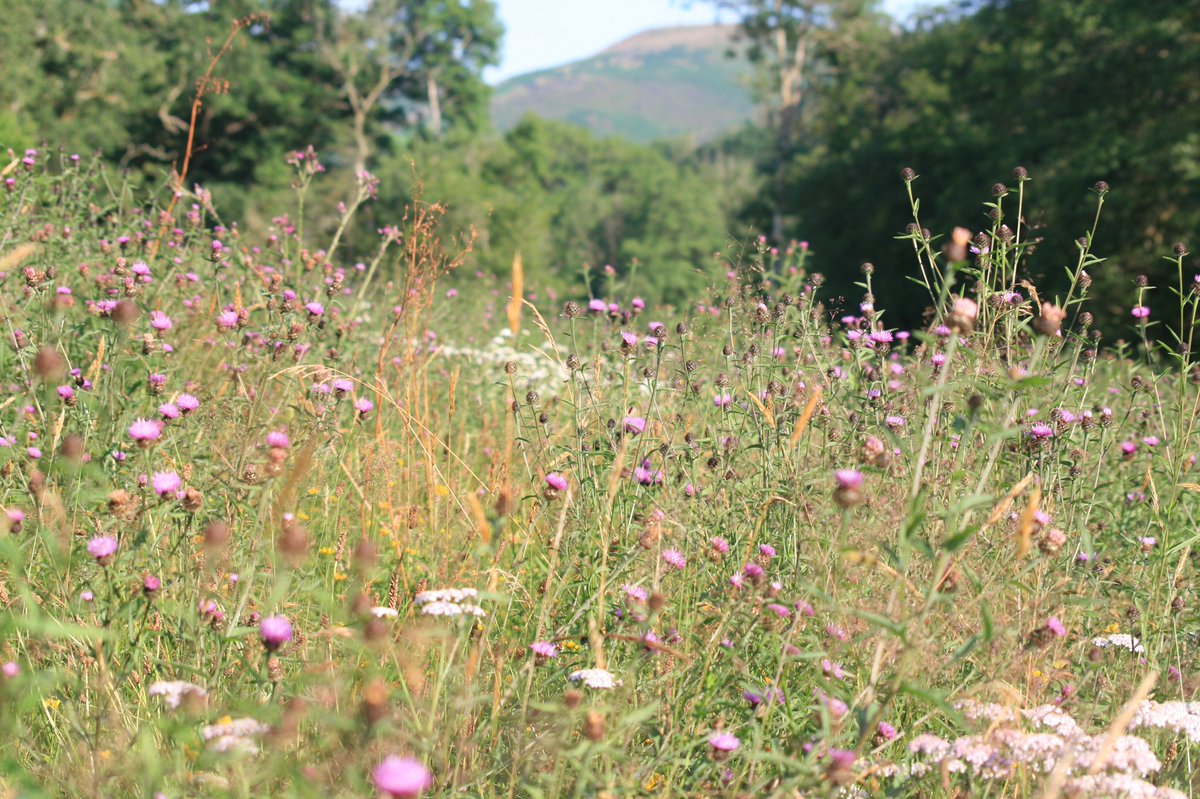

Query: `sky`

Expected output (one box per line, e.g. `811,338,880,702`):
486,0,924,83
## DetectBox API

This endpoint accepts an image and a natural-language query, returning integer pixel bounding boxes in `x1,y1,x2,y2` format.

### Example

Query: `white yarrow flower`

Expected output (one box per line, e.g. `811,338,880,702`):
568,668,620,690
1091,633,1144,653
148,680,207,709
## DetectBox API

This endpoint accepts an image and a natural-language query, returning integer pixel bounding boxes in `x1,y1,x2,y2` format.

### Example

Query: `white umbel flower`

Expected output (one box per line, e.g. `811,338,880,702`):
148,680,207,709
568,668,620,690
1091,633,1144,653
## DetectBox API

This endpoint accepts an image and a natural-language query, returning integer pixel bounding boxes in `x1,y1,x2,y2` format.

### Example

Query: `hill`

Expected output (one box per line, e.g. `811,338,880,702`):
490,25,756,143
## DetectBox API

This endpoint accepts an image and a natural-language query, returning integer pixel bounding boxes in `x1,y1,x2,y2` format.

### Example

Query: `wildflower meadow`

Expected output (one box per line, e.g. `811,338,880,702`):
1,140,1199,799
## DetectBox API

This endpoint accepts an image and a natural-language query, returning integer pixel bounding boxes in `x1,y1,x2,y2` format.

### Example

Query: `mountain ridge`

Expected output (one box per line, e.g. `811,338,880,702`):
490,24,756,144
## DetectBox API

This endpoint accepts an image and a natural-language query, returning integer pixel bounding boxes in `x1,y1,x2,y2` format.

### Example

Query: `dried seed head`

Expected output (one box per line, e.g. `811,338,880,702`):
361,679,390,727
584,711,605,742
205,515,230,547
1033,303,1066,336
181,487,203,513
32,347,65,380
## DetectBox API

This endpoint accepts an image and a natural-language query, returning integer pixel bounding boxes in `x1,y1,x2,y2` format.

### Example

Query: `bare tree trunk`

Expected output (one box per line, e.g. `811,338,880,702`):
426,72,442,136
768,0,807,242
352,105,369,175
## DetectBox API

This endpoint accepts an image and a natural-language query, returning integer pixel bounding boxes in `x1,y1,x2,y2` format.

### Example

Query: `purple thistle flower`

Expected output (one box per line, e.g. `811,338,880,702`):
87,535,118,563
372,756,433,798
633,461,663,486
215,310,239,330
834,469,863,490
708,732,740,753
150,311,173,331
128,418,163,443
623,416,646,435
151,471,182,498
259,615,293,651
529,641,558,659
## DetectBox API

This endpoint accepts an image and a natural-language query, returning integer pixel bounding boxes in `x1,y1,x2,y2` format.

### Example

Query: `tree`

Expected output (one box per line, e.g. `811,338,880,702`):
718,0,885,240
772,0,1200,331
378,117,731,304
313,0,500,173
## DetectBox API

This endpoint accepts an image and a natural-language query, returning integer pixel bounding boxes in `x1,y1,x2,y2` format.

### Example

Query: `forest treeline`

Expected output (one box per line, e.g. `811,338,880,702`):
2,0,1197,329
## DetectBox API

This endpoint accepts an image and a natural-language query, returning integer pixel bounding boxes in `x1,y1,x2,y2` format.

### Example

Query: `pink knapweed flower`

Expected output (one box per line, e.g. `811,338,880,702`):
372,756,433,798
151,471,182,498
529,641,558,659
128,418,163,444
259,615,293,651
87,535,118,563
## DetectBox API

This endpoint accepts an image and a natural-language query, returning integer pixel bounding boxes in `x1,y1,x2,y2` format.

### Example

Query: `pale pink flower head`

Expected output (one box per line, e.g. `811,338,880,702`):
372,756,432,798
259,615,293,651
354,398,374,416
708,732,740,754
623,416,646,435
6,508,25,532
266,431,290,449
87,535,118,564
151,471,182,498
633,461,664,486
951,297,978,325
529,641,558,660
150,310,173,331
1,662,17,679
1047,616,1066,637
662,549,686,570
176,393,200,413
215,309,239,330
834,469,863,490
128,418,163,445
544,473,568,492
708,731,741,763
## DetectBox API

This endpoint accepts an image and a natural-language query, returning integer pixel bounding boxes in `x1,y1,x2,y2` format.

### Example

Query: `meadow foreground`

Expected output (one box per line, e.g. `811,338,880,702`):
1,153,1199,798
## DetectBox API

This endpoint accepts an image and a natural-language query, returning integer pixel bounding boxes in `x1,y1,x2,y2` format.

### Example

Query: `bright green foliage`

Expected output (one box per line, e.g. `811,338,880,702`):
382,117,732,304
775,0,1200,330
